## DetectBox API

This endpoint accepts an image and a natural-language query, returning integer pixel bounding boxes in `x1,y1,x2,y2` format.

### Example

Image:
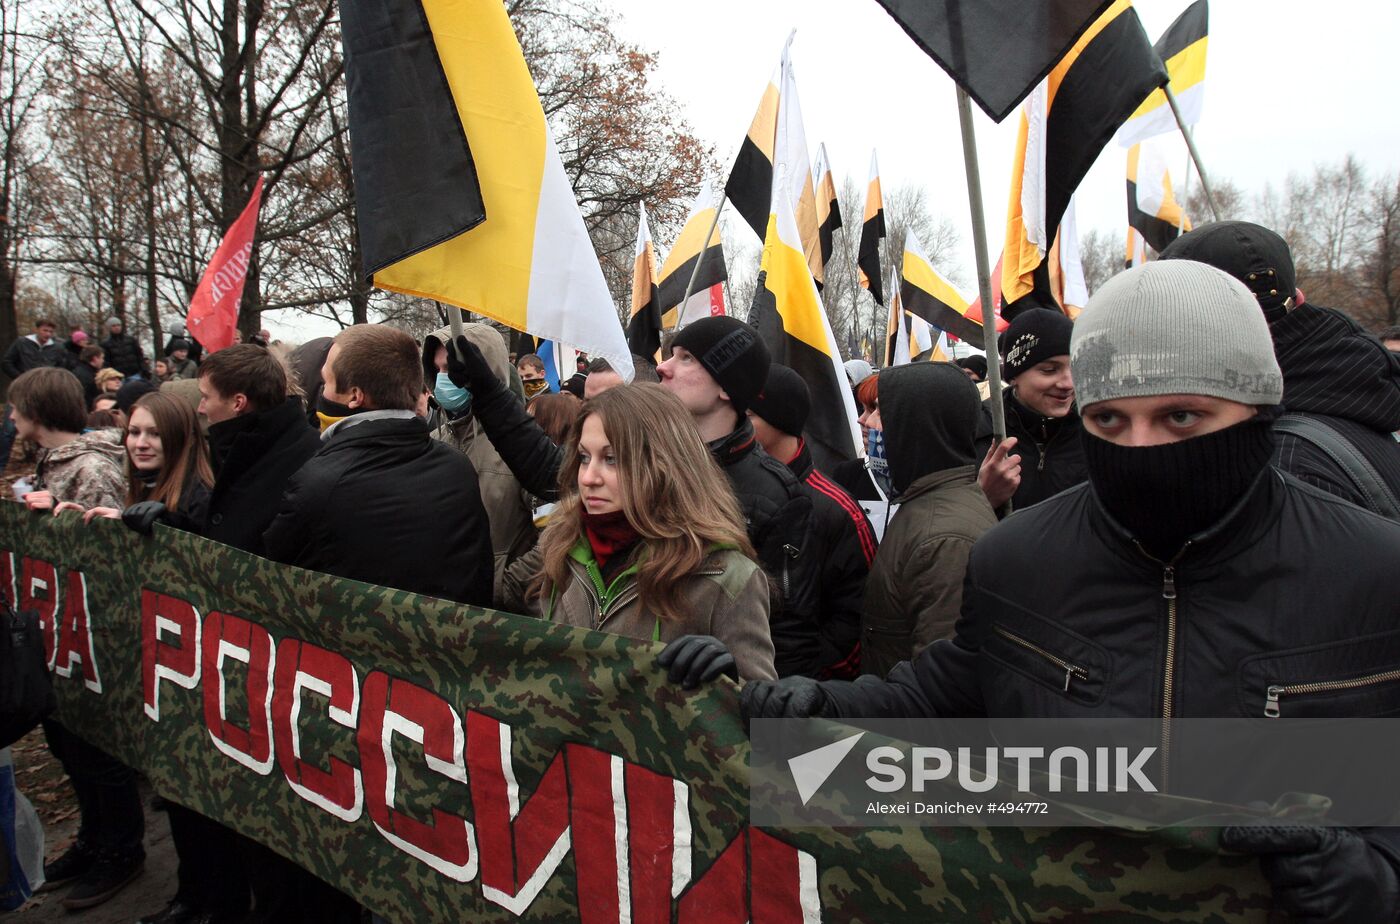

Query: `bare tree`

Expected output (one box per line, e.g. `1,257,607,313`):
1078,227,1123,296
0,0,56,376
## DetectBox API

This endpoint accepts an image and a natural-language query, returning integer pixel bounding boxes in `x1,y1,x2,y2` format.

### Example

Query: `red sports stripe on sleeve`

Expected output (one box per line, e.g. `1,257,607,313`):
805,471,877,565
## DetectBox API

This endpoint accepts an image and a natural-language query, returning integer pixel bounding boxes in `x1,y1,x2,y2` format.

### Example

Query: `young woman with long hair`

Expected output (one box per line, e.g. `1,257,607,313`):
501,383,776,681
59,391,213,529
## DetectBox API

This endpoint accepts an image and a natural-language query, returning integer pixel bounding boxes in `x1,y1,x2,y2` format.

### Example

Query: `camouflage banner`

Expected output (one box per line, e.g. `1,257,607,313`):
0,504,1273,921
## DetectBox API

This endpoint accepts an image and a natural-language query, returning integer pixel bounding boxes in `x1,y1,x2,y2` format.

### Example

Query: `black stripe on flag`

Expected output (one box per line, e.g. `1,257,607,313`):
657,245,727,313
750,273,856,469
725,138,773,243
341,0,485,278
1154,0,1207,61
818,206,841,272
1126,179,1181,253
1043,6,1168,239
627,287,662,360
872,0,1115,121
902,278,982,345
858,211,886,305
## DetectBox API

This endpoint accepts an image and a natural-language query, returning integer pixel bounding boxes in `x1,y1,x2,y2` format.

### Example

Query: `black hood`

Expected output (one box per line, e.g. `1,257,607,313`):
1271,303,1400,433
879,362,983,495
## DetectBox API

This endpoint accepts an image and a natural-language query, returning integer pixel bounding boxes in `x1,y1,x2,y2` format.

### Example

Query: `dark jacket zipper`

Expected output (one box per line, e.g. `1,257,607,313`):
993,626,1088,692
1265,668,1400,717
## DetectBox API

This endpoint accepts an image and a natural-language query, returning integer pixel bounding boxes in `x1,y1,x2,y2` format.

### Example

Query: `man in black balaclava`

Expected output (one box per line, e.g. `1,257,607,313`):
858,362,995,678
740,261,1400,921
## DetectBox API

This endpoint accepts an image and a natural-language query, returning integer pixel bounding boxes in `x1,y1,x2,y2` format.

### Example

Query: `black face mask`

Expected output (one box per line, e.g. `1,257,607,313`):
315,393,362,432
1083,407,1280,561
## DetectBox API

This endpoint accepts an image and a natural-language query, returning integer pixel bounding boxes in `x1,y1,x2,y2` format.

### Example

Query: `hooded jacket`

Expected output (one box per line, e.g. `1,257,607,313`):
34,428,126,509
422,324,537,587
100,331,145,378
862,363,997,678
500,542,777,682
1269,302,1400,511
263,414,493,607
2,334,64,379
975,387,1088,510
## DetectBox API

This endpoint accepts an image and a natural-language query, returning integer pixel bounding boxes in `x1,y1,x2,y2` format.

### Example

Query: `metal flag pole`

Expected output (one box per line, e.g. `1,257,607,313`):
1164,84,1220,221
955,87,1007,445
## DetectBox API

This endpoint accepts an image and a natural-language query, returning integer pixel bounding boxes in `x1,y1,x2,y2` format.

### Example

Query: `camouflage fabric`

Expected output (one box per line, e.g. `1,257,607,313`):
33,428,126,508
0,503,1274,922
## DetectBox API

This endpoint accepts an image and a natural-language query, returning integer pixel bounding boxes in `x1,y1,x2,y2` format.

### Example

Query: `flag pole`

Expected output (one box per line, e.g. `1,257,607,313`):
954,87,1007,446
1163,85,1219,221
676,191,726,325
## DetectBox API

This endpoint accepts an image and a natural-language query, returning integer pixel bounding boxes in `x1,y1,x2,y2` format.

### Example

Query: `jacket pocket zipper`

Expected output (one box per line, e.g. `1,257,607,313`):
994,626,1088,692
1265,668,1400,717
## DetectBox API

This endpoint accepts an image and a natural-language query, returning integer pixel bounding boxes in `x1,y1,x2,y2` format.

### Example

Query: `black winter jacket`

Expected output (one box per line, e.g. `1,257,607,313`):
205,397,322,556
73,363,99,406
263,414,493,607
100,333,146,377
975,387,1088,510
1269,302,1400,512
780,440,870,678
825,470,1400,725
705,422,818,678
2,335,63,378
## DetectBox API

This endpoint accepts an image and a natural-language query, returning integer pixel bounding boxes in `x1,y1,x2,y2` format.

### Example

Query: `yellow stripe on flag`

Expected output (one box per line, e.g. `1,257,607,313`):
371,0,630,379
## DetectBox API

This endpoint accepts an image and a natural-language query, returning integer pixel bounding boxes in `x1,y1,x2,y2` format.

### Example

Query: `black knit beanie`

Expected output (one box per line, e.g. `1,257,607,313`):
748,364,810,437
1159,221,1296,321
669,317,771,411
999,309,1073,381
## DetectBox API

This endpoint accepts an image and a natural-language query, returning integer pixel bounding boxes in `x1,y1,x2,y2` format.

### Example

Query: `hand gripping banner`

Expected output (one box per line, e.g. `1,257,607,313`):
0,505,1272,922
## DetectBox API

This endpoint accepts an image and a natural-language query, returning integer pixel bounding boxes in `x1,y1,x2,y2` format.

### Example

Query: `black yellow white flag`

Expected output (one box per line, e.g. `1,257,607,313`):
1126,141,1191,254
1001,0,1167,304
626,202,662,360
1116,0,1208,147
750,180,861,467
902,231,983,344
657,181,728,330
725,35,822,284
341,0,631,379
813,143,842,275
858,150,886,304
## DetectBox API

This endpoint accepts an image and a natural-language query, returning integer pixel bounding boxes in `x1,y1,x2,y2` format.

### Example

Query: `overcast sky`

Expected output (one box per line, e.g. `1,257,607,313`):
611,0,1400,278
264,1,1400,341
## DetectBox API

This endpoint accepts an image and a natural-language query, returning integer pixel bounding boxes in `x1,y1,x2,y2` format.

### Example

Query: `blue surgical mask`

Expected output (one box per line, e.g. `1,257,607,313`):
434,373,471,413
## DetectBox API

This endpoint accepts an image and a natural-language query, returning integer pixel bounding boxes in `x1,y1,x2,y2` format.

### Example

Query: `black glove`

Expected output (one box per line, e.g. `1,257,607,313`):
448,335,497,392
741,676,831,722
1220,824,1400,920
656,635,738,689
121,501,168,535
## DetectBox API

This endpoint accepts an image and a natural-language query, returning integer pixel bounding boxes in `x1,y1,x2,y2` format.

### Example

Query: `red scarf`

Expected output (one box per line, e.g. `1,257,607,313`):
582,509,641,571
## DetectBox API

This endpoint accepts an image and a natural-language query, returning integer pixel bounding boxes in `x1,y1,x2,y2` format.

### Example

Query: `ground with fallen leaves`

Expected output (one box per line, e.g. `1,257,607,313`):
6,441,177,920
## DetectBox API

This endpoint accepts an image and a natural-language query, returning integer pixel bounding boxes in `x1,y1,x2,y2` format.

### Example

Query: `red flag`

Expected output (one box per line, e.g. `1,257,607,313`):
187,176,263,353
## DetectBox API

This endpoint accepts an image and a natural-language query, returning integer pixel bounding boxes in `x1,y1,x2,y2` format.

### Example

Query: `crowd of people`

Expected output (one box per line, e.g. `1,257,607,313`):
2,220,1400,921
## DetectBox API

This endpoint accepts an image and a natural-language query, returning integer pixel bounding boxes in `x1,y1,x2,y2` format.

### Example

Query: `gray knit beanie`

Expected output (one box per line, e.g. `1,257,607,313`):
1071,261,1283,409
